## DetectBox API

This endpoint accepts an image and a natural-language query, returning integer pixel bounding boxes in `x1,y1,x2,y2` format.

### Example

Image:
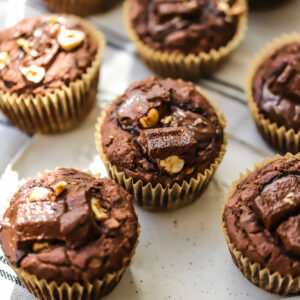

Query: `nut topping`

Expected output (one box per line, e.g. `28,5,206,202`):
88,258,101,268
185,166,195,175
139,108,159,128
57,29,85,51
20,65,45,83
32,242,49,252
17,38,33,53
29,187,51,202
161,116,173,125
53,181,68,196
0,52,9,70
91,198,108,221
284,192,295,205
160,155,185,175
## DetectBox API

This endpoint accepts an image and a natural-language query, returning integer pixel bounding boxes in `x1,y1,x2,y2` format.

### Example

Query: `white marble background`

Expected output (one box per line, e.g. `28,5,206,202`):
0,0,300,299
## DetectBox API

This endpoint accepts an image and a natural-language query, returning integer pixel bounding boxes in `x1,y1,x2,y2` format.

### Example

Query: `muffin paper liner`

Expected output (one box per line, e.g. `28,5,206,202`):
43,0,121,16
95,91,227,211
222,153,300,295
124,0,247,80
246,32,300,154
0,15,105,134
1,169,140,300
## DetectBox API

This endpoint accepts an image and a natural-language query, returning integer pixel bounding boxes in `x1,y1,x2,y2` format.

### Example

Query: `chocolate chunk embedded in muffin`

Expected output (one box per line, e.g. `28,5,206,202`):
129,0,243,54
252,42,300,131
0,168,139,296
223,157,300,294
0,15,97,96
101,77,224,187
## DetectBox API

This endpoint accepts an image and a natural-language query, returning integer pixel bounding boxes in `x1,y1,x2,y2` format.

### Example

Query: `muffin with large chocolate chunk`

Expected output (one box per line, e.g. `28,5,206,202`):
124,0,247,79
246,33,300,153
0,168,139,299
223,155,300,295
96,77,227,210
0,14,105,133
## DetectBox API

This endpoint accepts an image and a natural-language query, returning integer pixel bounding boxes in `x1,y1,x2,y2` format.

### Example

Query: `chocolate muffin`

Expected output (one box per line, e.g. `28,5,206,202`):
96,77,227,210
246,34,300,153
125,0,247,79
43,0,121,16
223,156,300,295
0,168,139,299
0,14,105,133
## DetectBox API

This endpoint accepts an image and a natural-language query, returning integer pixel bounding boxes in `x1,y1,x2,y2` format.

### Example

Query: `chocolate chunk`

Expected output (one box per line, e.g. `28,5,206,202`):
253,175,300,230
169,106,217,147
116,82,170,127
138,126,197,160
15,200,65,247
277,215,300,257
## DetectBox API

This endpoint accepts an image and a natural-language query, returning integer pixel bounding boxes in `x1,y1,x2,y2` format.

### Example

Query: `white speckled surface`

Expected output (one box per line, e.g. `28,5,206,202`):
1,0,300,299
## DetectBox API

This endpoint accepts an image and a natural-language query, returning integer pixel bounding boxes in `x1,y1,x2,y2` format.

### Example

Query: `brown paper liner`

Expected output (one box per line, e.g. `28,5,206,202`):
246,33,300,154
95,90,227,211
222,153,300,295
2,168,140,300
124,0,247,80
43,0,122,16
0,15,106,134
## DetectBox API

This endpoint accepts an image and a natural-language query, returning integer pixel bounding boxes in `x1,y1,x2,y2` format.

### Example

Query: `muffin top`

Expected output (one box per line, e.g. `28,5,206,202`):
0,168,138,284
128,0,244,54
101,77,224,187
0,15,98,96
252,42,300,131
223,157,300,277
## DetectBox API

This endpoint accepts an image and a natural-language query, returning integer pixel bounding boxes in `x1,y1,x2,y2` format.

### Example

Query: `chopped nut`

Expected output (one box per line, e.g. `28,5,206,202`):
109,135,114,140
29,187,51,202
91,198,108,221
161,116,173,125
53,181,68,196
32,242,49,252
217,1,230,13
284,192,294,205
17,38,33,53
57,29,85,51
160,155,185,175
48,16,57,23
88,258,101,268
0,52,9,70
20,65,45,83
139,108,159,128
185,166,195,175
183,1,197,8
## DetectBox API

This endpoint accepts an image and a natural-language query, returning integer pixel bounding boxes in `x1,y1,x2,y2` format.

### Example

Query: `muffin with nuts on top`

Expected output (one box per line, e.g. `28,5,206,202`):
0,168,139,300
96,77,227,210
124,0,247,79
0,14,105,133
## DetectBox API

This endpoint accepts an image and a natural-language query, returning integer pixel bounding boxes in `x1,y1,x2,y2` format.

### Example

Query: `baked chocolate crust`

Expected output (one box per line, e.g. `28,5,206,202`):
0,15,97,96
129,0,243,54
252,42,300,131
0,168,138,284
101,77,224,187
223,158,300,277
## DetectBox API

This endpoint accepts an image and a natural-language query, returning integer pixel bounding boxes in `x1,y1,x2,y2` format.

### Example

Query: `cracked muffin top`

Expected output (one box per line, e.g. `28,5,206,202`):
0,168,138,284
223,157,300,277
252,42,300,131
128,0,245,54
101,77,224,187
0,14,98,96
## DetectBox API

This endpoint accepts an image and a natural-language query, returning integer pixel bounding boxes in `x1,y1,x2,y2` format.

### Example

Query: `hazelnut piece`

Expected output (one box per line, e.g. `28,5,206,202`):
185,166,195,175
57,29,85,51
53,181,68,196
29,187,51,202
32,242,49,252
88,258,101,268
139,108,159,129
91,198,108,221
17,38,33,53
20,65,45,83
160,155,185,175
0,52,9,70
284,192,294,205
161,116,173,125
